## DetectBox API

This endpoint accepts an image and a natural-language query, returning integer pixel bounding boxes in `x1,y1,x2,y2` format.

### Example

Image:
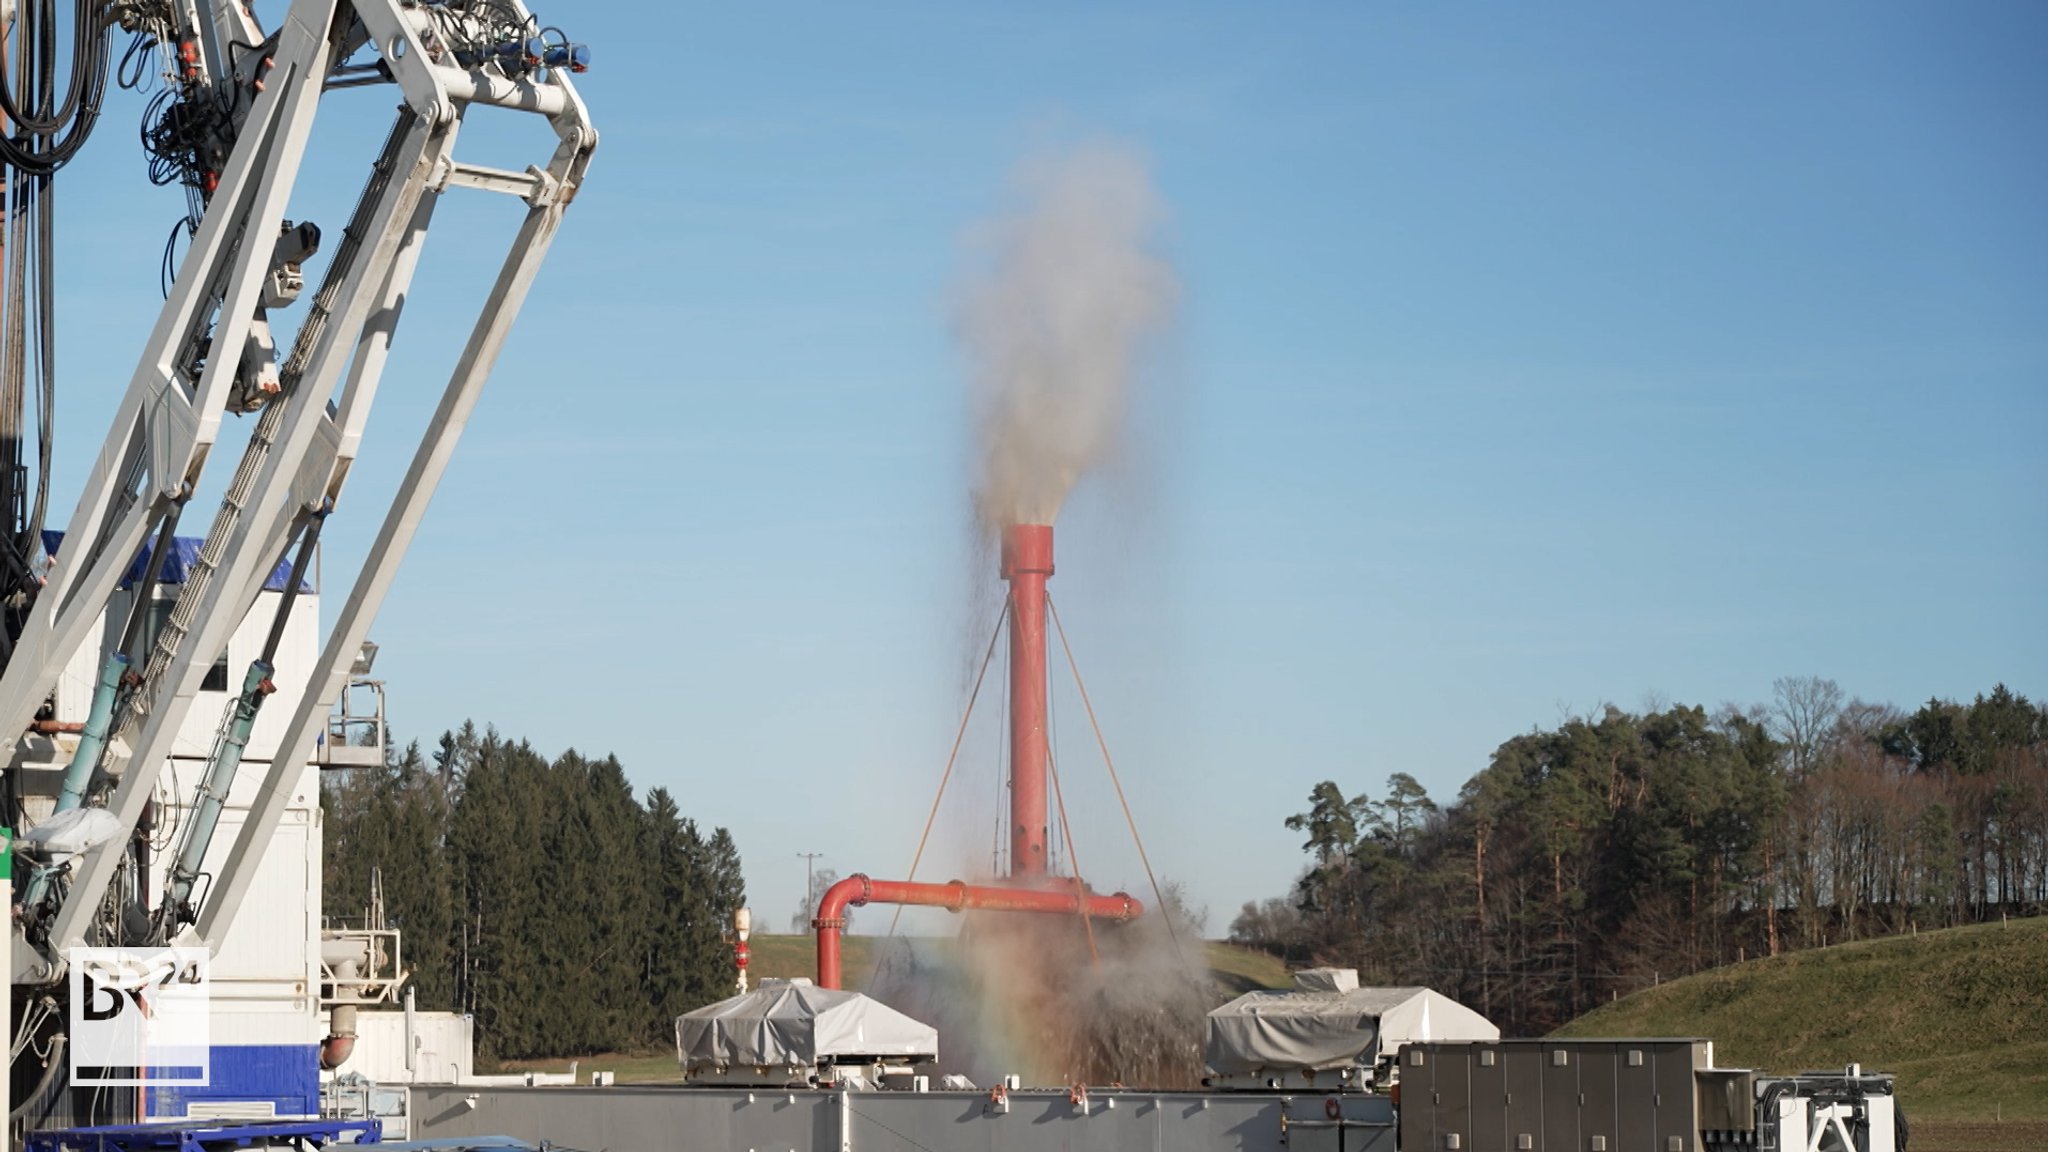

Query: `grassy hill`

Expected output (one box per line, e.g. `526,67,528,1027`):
1553,916,2048,1123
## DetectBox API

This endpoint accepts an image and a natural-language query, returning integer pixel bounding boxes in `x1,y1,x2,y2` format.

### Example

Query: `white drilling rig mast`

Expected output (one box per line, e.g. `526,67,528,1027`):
0,0,594,1129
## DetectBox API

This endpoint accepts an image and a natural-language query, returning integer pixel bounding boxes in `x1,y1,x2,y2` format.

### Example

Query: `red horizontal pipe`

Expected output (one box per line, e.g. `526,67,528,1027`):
812,873,1141,990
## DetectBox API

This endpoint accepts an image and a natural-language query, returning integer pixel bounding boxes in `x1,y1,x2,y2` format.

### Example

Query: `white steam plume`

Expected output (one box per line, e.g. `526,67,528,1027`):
962,143,1177,529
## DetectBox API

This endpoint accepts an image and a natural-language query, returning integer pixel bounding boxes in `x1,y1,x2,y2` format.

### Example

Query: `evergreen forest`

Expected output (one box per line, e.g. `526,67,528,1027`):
321,722,746,1060
1229,680,2048,1036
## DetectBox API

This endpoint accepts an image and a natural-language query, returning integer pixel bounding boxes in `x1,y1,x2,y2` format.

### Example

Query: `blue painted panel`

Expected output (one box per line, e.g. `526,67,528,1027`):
40,530,312,592
145,1044,320,1118
26,1117,381,1151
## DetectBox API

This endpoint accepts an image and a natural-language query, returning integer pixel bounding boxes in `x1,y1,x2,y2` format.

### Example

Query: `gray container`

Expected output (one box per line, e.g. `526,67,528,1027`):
1503,1043,1545,1150
1580,1043,1620,1152
1470,1045,1509,1152
1400,1038,1728,1152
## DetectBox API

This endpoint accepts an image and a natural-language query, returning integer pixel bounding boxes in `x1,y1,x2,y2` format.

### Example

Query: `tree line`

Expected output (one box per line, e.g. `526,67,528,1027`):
322,722,747,1060
1228,680,2048,1036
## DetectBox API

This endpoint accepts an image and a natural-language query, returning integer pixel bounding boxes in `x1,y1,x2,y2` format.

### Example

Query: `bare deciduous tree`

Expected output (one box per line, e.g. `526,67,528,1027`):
1773,675,1845,777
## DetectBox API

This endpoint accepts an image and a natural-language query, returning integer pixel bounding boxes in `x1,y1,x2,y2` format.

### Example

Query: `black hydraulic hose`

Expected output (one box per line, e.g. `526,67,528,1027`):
116,510,183,659
260,512,322,662
10,1031,66,1125
28,135,55,543
0,0,113,623
1755,1079,1793,1150
0,0,111,165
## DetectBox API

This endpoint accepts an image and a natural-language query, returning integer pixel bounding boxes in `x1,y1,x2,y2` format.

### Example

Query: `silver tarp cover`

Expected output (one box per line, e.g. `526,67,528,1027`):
1204,975,1498,1075
676,979,938,1071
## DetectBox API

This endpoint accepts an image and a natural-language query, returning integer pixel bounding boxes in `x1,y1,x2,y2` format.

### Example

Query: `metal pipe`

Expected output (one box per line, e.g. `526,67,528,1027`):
114,494,182,661
158,660,275,933
438,68,569,116
261,513,323,662
23,655,130,907
322,1012,359,1069
1002,523,1053,876
812,872,1139,990
323,956,360,1071
54,653,126,812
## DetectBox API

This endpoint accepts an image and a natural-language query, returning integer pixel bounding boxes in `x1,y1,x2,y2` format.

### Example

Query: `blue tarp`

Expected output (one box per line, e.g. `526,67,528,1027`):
25,1117,380,1151
40,530,311,593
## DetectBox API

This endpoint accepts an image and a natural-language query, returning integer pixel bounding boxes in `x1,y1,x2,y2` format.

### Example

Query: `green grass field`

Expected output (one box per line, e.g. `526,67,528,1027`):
1553,915,2048,1126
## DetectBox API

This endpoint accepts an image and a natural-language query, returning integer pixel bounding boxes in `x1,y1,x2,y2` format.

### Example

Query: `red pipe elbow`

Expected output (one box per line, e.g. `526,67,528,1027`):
812,873,1142,989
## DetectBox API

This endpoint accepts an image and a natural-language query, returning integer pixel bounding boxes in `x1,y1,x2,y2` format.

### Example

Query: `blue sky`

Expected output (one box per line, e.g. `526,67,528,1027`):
53,3,2048,936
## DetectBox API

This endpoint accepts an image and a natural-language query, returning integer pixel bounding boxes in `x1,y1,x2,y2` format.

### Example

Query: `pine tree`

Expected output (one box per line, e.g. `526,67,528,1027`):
380,743,456,1008
639,790,730,1040
325,721,749,1059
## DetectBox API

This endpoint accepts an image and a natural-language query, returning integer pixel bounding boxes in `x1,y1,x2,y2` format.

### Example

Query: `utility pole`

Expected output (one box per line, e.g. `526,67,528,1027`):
797,853,824,934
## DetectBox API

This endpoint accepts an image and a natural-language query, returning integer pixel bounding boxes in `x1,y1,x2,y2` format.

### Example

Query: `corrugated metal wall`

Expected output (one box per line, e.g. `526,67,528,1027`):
409,1084,1399,1152
341,1011,476,1084
1400,1039,1715,1152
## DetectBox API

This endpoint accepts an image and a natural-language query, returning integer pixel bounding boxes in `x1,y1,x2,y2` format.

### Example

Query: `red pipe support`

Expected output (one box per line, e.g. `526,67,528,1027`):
812,872,1140,990
1002,523,1054,876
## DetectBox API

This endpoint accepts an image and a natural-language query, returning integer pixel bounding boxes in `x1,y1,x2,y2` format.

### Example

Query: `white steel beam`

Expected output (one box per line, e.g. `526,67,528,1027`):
0,2,343,789
50,111,453,955
200,12,595,944
6,0,595,984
